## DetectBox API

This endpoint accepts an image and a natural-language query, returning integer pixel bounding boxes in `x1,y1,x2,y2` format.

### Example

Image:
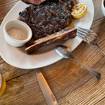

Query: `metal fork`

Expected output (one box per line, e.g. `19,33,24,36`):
56,27,101,80
77,27,105,55
77,27,97,44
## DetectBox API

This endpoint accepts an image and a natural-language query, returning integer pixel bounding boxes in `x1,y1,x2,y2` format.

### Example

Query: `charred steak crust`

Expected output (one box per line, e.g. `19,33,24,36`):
19,0,75,41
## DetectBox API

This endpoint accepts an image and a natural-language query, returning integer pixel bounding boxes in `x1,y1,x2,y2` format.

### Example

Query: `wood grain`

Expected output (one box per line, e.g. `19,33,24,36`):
0,0,18,22
0,63,33,81
0,61,92,105
0,0,105,105
0,71,47,105
59,58,105,105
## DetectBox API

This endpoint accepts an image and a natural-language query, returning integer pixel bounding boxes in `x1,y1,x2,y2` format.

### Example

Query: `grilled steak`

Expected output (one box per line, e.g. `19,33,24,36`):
19,0,75,41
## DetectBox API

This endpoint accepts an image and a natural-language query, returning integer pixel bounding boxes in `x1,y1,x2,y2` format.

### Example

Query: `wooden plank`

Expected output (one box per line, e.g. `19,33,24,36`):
0,60,92,105
0,41,103,105
0,63,33,81
58,18,105,105
0,0,18,22
0,71,47,105
0,0,103,82
96,97,105,105
59,57,105,105
0,0,105,105
1,22,105,104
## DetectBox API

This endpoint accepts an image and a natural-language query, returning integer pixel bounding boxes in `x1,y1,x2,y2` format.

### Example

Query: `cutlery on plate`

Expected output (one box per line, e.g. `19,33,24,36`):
77,27,105,55
36,71,58,105
56,45,101,80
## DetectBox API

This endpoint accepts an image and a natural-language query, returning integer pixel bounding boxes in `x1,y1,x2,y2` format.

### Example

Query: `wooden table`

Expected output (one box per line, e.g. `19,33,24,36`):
0,0,105,105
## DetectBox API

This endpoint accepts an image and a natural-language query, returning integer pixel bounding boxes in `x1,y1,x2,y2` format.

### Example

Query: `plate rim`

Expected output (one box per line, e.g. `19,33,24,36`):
0,0,94,69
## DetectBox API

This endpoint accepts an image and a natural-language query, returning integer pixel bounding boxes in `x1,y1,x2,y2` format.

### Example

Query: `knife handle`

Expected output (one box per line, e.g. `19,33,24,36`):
36,71,58,105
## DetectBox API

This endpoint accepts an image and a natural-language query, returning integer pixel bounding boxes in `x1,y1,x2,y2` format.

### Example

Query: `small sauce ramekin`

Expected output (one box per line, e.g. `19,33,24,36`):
3,20,32,47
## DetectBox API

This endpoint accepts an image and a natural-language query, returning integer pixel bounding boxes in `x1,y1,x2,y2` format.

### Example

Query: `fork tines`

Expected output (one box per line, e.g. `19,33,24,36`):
77,27,97,44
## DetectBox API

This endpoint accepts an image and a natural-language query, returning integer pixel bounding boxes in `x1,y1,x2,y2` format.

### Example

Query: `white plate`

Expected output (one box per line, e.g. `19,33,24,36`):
0,0,94,69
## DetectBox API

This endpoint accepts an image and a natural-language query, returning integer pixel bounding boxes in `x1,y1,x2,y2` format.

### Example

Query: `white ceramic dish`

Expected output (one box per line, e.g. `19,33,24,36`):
3,20,32,47
0,0,94,69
